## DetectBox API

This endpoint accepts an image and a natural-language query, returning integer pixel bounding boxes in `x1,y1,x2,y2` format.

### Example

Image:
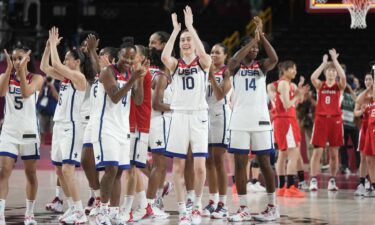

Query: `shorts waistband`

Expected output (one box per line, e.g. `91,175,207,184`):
172,110,207,115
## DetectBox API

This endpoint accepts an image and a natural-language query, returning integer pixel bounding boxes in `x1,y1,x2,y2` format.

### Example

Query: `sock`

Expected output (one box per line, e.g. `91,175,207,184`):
147,198,155,205
0,199,5,215
187,190,195,202
73,201,83,211
311,176,317,181
278,175,285,188
219,195,227,205
89,189,95,198
56,186,63,199
178,202,187,215
122,195,134,214
287,175,295,188
136,191,147,208
25,199,35,215
232,176,236,184
297,171,305,182
209,193,219,205
66,197,73,208
94,189,100,198
267,192,276,206
239,195,247,207
156,188,163,198
100,202,109,214
251,179,258,184
194,195,202,210
360,177,366,186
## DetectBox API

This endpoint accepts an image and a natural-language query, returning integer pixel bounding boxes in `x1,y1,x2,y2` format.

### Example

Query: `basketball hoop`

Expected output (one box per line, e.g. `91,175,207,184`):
343,0,372,29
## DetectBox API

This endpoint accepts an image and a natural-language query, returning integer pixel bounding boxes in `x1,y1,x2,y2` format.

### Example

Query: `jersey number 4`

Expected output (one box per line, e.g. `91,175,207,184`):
245,78,256,91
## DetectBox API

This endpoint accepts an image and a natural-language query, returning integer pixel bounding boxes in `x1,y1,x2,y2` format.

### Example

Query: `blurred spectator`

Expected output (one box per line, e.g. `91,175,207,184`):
36,76,60,144
339,84,359,174
353,76,362,95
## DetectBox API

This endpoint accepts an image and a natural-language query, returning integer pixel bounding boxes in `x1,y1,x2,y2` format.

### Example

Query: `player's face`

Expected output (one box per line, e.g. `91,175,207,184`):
11,49,28,71
365,74,373,89
179,31,196,56
210,45,227,65
134,46,146,65
149,33,165,50
285,65,297,79
118,47,136,70
63,51,80,70
324,68,338,81
99,49,111,69
246,45,259,60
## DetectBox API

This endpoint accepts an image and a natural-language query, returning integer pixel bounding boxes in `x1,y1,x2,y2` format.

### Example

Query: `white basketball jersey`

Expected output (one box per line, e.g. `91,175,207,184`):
0,73,40,144
90,65,131,143
80,81,91,122
170,57,208,110
151,71,173,118
229,61,271,131
207,66,231,110
53,79,85,122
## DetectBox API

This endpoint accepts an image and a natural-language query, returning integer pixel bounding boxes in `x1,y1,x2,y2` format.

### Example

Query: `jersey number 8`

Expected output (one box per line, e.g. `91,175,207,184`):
325,96,331,104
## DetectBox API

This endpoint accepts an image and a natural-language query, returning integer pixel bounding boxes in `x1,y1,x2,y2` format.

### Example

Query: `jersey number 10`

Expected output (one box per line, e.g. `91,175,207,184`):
245,78,256,91
182,76,195,90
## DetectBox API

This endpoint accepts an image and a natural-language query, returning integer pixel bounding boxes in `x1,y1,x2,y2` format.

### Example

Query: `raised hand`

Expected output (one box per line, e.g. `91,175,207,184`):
20,50,31,71
183,5,193,29
131,59,149,79
87,34,99,51
48,27,63,46
298,76,305,88
328,48,339,61
322,54,328,64
254,16,263,34
171,13,181,33
3,49,13,71
99,54,111,68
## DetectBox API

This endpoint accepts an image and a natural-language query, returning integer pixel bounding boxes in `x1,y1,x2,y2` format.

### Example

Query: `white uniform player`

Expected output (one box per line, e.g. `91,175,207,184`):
148,71,173,152
90,65,131,169
51,78,85,166
229,61,274,154
82,75,99,149
166,57,209,157
207,66,231,148
0,73,40,159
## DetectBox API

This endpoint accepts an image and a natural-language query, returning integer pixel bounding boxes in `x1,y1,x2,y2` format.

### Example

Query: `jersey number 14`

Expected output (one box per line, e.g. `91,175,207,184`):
245,78,256,91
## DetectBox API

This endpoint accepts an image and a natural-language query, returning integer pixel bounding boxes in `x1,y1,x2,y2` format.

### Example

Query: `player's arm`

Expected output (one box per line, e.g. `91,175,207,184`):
152,74,171,112
0,50,13,97
267,82,276,103
49,27,86,91
184,5,212,70
209,68,231,101
329,48,346,90
227,37,259,75
278,80,300,109
48,80,59,101
18,50,44,98
161,13,179,73
310,54,328,90
86,34,101,75
132,77,144,105
354,90,368,117
40,41,65,81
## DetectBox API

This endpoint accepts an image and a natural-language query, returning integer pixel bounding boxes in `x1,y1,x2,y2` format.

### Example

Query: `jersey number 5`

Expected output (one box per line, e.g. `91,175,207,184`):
245,78,256,91
14,96,23,110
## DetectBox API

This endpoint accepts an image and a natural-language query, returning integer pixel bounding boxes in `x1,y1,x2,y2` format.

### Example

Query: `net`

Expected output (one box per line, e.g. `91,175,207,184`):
343,0,372,29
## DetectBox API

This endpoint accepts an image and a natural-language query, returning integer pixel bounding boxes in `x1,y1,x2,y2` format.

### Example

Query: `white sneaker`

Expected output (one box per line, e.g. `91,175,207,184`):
191,209,202,225
89,197,101,217
253,181,266,192
62,210,87,224
58,207,72,222
24,214,37,225
201,200,216,217
109,207,119,223
365,178,371,190
211,202,228,219
0,214,5,225
354,184,366,196
162,181,174,197
327,178,339,191
132,204,153,222
298,181,309,191
364,189,375,197
178,214,191,225
155,196,164,210
112,210,132,224
246,182,257,192
45,197,64,213
227,206,252,222
186,198,194,215
84,197,96,214
95,212,111,225
309,178,318,191
151,203,169,219
253,204,280,221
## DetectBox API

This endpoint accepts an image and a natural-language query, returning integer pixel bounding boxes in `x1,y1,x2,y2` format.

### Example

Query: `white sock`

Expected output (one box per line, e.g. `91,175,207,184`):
56,186,63,199
136,191,147,208
186,190,195,202
89,189,95,198
239,195,247,207
0,199,5,215
94,189,100,198
194,195,202,210
122,195,134,214
219,195,227,205
100,202,109,214
209,193,219,205
25,199,35,215
178,202,186,215
147,198,155,205
66,197,73,208
267,192,276,206
156,188,163,198
73,201,83,211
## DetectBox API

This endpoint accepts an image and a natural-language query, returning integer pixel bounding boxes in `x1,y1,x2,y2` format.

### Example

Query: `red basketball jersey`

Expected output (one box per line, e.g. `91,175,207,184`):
274,79,296,118
368,101,375,125
315,82,342,116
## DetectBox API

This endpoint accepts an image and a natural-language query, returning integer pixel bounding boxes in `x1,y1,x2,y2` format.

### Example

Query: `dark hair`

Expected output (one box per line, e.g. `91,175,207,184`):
239,36,252,48
13,45,36,73
135,45,149,59
69,48,96,84
153,31,170,44
102,47,119,63
150,48,165,71
213,43,228,55
278,60,296,75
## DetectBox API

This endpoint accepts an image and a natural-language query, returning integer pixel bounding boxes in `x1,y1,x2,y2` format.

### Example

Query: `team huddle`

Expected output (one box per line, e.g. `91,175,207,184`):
0,5,375,225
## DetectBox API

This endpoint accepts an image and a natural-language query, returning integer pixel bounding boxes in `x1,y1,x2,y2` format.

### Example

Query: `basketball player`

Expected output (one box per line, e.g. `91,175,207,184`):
273,61,306,198
202,43,231,219
40,27,94,224
354,73,373,196
161,6,211,225
309,49,346,191
0,47,43,225
227,17,279,222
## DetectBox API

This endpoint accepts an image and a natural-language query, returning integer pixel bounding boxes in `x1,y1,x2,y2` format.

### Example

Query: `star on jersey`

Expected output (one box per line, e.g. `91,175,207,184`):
156,140,163,146
96,155,100,160
74,153,78,158
137,154,140,159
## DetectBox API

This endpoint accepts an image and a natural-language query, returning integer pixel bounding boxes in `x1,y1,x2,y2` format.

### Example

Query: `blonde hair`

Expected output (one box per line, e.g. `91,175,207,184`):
324,62,336,72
